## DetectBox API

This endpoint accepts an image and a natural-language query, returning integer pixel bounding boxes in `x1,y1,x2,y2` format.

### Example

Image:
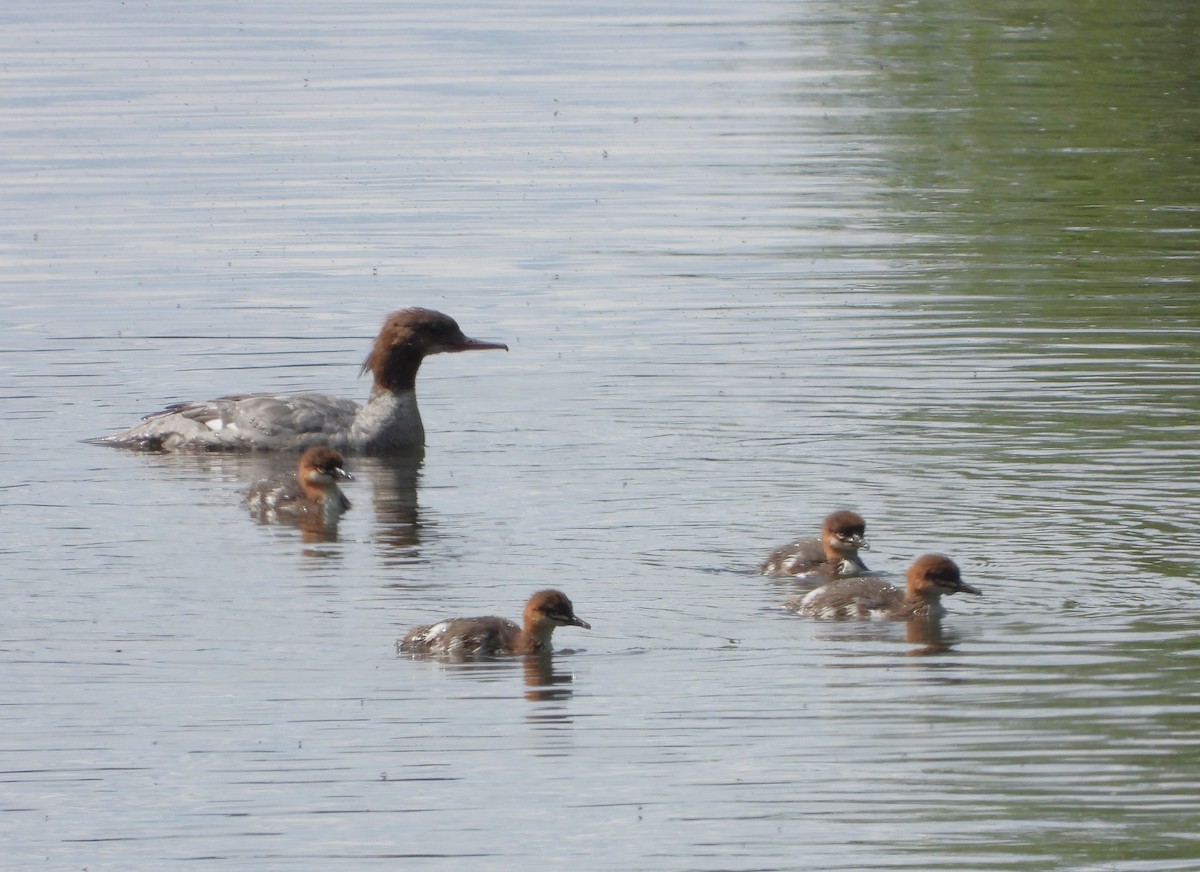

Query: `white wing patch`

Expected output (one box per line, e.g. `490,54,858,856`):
424,621,452,639
416,621,461,653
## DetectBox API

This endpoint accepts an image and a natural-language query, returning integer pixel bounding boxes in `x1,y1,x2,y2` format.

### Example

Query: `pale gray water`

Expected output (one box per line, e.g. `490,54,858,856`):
3,1,1199,869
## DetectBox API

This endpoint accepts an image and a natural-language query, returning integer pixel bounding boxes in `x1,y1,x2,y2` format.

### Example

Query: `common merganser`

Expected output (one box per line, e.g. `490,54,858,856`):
786,554,980,620
758,510,870,578
88,308,507,453
244,445,352,526
398,590,590,657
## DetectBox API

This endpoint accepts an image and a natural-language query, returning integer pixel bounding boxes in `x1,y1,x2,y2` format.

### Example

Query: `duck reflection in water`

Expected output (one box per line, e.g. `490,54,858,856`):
903,617,959,657
363,454,424,553
522,653,577,703
805,617,962,657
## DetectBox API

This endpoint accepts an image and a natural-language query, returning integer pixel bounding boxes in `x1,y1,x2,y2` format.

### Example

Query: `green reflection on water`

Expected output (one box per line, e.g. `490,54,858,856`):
864,0,1200,290
845,0,1200,313
823,0,1200,513
895,615,1200,869
802,3,1200,867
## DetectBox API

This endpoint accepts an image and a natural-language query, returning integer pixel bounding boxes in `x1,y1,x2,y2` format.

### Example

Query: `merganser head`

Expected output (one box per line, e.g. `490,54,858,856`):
821,510,869,556
524,589,591,631
299,445,352,487
362,308,508,391
907,554,981,600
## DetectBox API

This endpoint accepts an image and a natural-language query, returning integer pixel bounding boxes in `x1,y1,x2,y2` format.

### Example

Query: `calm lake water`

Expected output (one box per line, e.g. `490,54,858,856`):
3,1,1199,869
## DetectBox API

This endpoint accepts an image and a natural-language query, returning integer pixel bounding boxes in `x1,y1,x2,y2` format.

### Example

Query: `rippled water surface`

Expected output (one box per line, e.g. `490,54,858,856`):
3,1,1199,869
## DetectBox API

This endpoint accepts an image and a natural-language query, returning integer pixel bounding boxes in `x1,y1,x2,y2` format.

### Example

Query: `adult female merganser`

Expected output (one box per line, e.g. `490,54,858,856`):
758,510,870,578
244,445,352,525
786,554,980,620
398,589,590,657
89,308,507,453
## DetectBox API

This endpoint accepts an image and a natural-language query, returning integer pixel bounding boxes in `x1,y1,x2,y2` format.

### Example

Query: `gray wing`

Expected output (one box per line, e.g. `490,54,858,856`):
243,472,302,513
797,577,900,619
758,536,826,576
400,616,520,656
91,392,361,451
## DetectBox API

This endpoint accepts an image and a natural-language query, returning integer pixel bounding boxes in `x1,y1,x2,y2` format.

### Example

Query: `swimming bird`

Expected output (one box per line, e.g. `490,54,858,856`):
88,308,507,453
399,590,590,657
786,554,980,620
244,445,352,526
759,510,870,578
